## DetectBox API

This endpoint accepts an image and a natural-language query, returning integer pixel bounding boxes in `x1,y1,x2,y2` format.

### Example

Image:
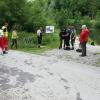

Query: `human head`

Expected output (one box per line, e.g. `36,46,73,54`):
40,27,42,30
82,25,87,29
68,26,71,29
4,22,8,27
70,26,75,30
12,30,17,35
13,30,16,32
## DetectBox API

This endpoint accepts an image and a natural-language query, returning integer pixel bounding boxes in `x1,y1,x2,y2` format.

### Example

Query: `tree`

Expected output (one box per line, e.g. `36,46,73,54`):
0,0,100,31
87,0,100,19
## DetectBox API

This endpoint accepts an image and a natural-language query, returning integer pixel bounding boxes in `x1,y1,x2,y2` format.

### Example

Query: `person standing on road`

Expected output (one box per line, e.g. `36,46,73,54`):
2,22,9,53
59,28,67,49
70,26,76,50
11,29,18,49
79,25,90,57
65,26,71,50
0,29,5,55
37,27,43,48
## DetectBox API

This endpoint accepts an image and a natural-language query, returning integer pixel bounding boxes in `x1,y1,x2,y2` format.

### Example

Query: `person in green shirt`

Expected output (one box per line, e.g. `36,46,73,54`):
11,29,18,49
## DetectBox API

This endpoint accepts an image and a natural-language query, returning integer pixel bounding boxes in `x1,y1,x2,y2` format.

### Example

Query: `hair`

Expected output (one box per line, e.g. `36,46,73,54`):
82,25,87,29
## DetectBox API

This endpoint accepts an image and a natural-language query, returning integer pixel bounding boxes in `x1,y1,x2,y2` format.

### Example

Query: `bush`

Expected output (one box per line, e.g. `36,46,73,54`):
94,21,100,29
81,18,92,28
8,32,35,48
8,29,60,49
43,33,59,48
67,19,76,26
89,28,100,45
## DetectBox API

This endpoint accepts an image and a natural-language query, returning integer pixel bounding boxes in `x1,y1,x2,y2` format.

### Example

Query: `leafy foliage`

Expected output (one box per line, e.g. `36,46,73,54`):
0,0,100,44
0,0,100,30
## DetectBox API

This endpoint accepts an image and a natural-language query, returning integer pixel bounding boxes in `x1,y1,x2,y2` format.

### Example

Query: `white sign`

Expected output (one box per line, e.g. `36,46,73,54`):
46,26,54,33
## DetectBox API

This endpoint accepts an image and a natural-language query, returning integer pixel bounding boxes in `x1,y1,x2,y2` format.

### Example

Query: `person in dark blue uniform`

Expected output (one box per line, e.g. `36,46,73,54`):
59,28,67,49
64,27,71,50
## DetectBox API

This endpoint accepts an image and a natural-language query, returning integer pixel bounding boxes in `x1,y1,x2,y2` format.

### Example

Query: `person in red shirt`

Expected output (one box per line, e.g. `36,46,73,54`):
2,22,9,53
0,29,5,55
79,25,90,57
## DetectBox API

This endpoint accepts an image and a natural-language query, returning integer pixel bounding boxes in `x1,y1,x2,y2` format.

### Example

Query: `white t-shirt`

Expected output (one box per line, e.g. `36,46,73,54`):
37,29,41,36
2,26,6,30
0,29,3,37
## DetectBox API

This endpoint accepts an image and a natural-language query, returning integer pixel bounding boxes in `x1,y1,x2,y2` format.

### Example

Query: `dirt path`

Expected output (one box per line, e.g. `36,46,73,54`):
42,41,100,67
0,44,100,100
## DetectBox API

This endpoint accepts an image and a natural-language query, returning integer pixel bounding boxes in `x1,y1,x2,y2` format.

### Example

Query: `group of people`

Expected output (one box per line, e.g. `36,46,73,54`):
59,26,76,50
59,25,90,57
36,25,90,57
0,23,90,57
0,22,18,55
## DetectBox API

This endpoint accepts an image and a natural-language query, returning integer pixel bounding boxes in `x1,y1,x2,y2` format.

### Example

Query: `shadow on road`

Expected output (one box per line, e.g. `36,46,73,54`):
76,92,83,100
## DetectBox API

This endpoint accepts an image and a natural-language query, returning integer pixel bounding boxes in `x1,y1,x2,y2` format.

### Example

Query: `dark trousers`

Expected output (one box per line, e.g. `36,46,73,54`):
59,38,67,49
64,39,70,50
59,38,70,49
37,35,42,47
81,42,87,56
59,38,63,49
71,38,75,49
65,39,70,47
11,39,17,49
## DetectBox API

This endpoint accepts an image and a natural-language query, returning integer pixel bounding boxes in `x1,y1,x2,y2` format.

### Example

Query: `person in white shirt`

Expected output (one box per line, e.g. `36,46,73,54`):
37,27,43,48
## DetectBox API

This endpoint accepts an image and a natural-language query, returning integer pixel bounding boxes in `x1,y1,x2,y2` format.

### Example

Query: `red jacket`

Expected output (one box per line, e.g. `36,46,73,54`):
79,28,90,43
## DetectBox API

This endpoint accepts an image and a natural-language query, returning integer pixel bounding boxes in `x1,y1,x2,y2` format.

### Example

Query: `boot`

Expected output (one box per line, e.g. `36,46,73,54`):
3,51,8,54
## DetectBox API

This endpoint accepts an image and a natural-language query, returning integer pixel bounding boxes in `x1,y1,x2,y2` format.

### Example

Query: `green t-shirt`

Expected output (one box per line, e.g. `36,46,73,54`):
12,32,17,39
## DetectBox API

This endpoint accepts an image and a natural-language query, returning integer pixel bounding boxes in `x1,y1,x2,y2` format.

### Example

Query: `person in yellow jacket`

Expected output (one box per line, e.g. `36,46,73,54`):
11,29,18,49
2,22,8,52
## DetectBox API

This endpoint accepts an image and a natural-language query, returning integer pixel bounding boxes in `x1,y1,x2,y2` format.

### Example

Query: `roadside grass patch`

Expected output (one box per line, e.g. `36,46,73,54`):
9,30,59,54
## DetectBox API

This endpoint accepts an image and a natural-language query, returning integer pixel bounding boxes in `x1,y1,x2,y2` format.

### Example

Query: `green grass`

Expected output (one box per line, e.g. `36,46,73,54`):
9,30,60,54
9,27,100,54
17,45,58,54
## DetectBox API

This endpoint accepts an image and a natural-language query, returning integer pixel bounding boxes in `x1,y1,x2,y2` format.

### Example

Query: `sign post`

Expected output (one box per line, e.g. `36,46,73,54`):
46,26,54,33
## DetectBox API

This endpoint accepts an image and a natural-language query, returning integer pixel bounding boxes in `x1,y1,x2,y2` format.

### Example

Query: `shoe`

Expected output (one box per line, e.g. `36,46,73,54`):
64,47,66,50
71,47,74,50
3,51,8,54
38,46,40,48
59,47,62,49
76,49,82,52
66,47,70,50
79,55,86,57
72,47,74,50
